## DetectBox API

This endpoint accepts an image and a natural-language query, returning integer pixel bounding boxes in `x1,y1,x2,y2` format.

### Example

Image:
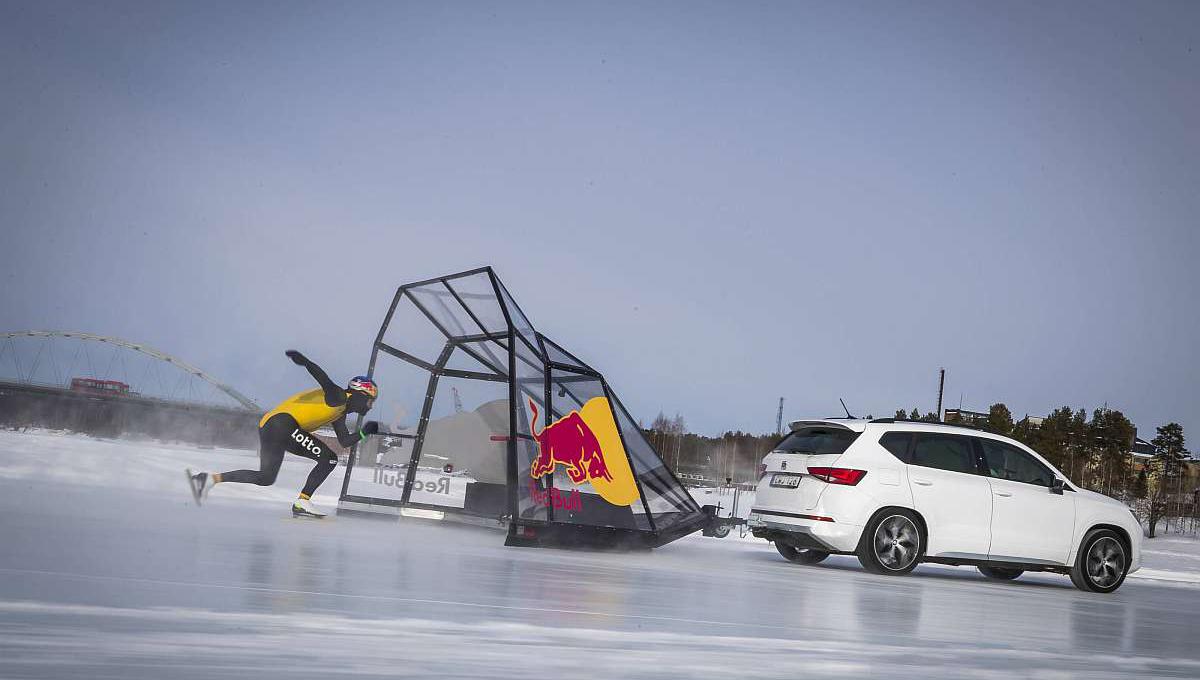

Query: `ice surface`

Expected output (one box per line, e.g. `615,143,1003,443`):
2,430,1200,678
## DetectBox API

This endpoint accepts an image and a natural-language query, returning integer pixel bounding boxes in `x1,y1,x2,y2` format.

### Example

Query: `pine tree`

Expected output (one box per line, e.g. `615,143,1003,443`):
985,403,1014,436
1088,408,1135,497
1068,408,1089,485
1011,417,1038,448
1147,423,1189,538
1034,406,1074,472
894,409,908,421
1133,467,1148,500
909,408,920,421
1151,423,1188,479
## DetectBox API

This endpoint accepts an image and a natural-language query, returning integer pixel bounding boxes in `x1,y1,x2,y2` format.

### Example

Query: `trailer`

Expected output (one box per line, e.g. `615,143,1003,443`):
337,267,734,548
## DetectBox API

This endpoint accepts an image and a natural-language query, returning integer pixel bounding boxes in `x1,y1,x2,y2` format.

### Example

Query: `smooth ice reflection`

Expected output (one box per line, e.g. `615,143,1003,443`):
1,432,1199,678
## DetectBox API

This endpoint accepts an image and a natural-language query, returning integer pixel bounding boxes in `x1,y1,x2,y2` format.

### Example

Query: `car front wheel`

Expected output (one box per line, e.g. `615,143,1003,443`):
857,509,923,575
1070,529,1129,593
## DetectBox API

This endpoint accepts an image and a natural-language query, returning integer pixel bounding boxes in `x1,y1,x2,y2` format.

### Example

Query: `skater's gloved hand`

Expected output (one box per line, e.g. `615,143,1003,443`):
285,349,308,365
362,421,380,436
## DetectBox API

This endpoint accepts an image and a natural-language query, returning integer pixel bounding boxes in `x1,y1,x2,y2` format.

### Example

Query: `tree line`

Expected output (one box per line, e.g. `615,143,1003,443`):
646,411,781,486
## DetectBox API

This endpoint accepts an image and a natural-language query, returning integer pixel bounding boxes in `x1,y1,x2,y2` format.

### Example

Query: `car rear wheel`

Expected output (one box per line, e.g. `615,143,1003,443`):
857,509,923,575
1070,529,1129,593
775,541,829,565
978,565,1023,580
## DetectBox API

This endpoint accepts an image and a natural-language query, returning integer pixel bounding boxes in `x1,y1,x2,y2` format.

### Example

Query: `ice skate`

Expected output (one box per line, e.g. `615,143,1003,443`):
291,497,326,518
186,469,215,506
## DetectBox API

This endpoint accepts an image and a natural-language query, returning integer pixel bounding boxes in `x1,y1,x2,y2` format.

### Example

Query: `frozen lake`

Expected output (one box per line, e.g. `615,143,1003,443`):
2,430,1199,678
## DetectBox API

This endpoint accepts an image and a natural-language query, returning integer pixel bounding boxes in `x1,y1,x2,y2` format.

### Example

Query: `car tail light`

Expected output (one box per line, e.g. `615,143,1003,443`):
758,463,767,479
798,514,836,522
806,467,867,485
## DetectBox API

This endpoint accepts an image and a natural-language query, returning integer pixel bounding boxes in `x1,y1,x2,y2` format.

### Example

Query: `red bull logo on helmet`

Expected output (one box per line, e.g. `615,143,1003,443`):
528,396,639,507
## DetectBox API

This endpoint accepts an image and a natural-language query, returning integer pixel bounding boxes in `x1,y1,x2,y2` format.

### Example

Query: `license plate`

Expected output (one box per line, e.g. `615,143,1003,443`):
770,473,802,488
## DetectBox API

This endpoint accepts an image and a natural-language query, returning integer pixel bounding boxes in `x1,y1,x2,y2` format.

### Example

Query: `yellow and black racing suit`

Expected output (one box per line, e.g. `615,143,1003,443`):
220,354,363,497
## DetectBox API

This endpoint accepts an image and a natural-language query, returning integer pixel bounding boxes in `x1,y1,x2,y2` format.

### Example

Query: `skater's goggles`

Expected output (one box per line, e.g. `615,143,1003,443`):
347,376,378,400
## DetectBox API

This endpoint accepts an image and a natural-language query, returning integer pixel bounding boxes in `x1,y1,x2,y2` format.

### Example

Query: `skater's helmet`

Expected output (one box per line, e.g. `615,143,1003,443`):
347,376,379,401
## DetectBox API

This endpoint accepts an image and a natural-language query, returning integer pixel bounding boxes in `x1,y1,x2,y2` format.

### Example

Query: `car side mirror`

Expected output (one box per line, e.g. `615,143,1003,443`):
1050,478,1065,495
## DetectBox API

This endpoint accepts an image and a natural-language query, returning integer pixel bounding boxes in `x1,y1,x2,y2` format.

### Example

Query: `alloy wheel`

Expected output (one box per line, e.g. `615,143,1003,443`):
1086,536,1125,589
873,515,920,571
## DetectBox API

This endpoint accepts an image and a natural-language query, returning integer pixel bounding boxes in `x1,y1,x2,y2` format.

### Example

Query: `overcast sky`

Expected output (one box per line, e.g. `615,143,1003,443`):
2,1,1197,439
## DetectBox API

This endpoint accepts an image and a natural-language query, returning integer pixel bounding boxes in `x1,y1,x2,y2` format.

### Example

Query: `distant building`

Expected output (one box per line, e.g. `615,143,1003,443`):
1131,436,1155,456
676,471,717,487
1129,438,1155,472
943,408,988,427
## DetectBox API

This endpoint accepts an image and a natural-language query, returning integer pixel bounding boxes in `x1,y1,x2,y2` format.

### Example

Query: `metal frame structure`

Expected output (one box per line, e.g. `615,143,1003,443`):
0,331,260,410
337,267,708,549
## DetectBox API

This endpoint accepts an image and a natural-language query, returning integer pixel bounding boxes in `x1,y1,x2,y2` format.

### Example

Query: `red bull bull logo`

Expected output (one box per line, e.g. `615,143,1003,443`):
527,396,639,507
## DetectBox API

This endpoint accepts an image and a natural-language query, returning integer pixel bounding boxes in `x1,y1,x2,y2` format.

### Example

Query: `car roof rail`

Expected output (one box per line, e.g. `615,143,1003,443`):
869,417,984,432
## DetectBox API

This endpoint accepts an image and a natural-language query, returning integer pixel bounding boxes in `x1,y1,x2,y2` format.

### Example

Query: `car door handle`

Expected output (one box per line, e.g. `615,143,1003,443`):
994,491,1013,497
912,479,933,486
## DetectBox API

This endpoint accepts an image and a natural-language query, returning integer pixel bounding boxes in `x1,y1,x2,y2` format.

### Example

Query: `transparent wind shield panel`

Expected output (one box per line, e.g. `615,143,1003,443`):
513,333,545,375
515,435,546,523
513,339,548,523
607,391,701,533
408,376,509,516
494,278,544,367
343,353,433,502
542,336,593,372
535,369,647,530
494,277,535,337
405,284,473,340
511,345,541,440
443,272,509,336
453,339,509,378
444,343,507,378
379,295,451,367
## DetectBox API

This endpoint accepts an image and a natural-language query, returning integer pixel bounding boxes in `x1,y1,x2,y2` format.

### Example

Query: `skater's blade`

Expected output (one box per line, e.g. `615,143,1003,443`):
185,469,202,506
291,503,326,519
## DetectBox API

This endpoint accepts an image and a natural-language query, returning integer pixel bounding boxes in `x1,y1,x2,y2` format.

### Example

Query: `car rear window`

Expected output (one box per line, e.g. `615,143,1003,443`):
911,434,978,474
878,432,912,462
773,427,859,455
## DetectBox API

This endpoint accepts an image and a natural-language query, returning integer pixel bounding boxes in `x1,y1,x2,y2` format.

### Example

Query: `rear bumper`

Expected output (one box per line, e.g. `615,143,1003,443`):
1128,533,1142,573
747,510,863,553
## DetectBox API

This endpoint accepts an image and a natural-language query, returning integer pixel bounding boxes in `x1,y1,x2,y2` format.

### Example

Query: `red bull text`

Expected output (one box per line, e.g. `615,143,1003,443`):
528,481,582,512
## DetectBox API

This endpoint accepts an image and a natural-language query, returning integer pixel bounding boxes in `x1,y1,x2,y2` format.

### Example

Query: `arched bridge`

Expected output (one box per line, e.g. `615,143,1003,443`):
0,330,259,411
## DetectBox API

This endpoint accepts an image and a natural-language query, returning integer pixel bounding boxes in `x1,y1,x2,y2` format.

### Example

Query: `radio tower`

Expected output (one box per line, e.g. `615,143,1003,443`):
451,387,464,414
936,368,945,422
776,397,785,435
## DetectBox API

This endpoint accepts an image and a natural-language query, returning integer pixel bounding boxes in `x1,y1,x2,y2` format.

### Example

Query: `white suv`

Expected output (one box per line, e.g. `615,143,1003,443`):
747,419,1141,593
